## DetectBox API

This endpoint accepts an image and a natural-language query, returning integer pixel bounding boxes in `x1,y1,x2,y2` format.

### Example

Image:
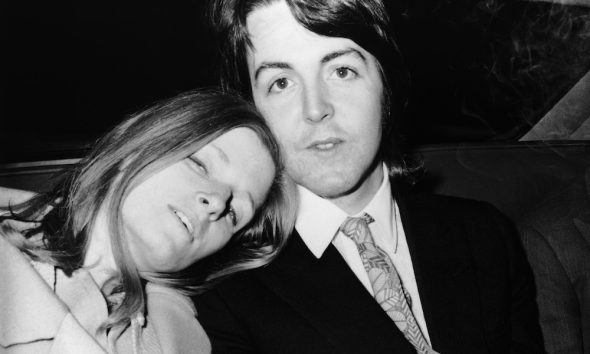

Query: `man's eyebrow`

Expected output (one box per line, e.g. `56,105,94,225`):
321,48,367,64
252,48,365,81
254,62,292,81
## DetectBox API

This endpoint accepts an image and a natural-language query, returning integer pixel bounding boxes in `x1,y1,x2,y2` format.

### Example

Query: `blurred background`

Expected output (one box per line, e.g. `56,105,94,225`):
1,0,589,163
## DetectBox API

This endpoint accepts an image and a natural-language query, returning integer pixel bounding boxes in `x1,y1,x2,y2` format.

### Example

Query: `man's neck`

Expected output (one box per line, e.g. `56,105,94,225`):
325,163,384,215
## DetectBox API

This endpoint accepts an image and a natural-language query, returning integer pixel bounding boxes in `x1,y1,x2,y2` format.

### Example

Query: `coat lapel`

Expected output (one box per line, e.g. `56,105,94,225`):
0,236,108,353
0,236,67,347
396,193,486,352
257,233,416,353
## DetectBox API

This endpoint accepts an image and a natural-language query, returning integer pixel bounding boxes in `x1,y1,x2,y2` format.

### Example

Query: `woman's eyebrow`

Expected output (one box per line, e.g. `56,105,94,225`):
209,143,230,164
245,193,255,220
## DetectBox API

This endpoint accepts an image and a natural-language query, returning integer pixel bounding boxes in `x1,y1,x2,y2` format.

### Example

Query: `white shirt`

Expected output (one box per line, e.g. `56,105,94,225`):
295,165,431,343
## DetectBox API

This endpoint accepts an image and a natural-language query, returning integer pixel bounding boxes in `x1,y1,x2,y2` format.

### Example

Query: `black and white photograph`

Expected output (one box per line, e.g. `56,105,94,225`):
1,0,589,353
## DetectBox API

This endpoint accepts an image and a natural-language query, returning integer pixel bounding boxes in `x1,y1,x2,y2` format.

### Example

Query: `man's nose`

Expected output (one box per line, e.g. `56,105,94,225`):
302,80,333,123
195,186,231,221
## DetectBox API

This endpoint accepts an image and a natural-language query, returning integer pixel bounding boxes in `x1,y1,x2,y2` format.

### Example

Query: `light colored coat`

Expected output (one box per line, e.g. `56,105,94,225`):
0,235,211,353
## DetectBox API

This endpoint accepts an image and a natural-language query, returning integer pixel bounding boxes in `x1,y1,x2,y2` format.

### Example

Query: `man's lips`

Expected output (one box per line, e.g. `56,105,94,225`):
306,138,343,151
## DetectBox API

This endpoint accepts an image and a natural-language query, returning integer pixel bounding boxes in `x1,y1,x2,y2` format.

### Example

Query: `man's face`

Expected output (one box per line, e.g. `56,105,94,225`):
246,0,384,211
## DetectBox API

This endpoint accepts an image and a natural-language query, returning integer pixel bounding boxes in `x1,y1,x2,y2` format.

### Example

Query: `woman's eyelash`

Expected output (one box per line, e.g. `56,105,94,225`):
188,156,208,173
228,207,238,227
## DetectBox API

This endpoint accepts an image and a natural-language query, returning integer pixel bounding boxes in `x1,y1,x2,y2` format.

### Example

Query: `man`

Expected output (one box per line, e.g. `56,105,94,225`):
194,0,544,353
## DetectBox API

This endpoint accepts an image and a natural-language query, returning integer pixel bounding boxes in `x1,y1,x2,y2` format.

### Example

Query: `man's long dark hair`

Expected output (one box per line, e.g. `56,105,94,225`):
208,0,422,182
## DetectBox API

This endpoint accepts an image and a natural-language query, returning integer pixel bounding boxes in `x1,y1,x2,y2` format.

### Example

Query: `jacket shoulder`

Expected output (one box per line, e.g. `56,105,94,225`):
403,192,507,222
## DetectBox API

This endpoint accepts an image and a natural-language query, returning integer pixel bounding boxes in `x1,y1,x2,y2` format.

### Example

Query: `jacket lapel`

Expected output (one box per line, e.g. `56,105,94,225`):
396,193,485,352
257,233,416,353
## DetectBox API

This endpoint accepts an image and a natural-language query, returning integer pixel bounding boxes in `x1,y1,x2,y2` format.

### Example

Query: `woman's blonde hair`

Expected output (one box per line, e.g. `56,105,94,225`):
1,89,295,330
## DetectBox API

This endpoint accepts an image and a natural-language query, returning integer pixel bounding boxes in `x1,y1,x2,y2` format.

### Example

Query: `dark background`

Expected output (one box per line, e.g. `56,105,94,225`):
1,0,589,163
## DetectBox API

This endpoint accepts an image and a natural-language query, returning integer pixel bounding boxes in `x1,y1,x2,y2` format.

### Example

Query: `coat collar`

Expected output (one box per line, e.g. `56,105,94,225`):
0,235,69,347
0,236,108,351
395,193,484,351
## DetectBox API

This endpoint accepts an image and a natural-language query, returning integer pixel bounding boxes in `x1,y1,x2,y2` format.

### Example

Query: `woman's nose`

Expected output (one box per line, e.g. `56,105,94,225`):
195,186,231,221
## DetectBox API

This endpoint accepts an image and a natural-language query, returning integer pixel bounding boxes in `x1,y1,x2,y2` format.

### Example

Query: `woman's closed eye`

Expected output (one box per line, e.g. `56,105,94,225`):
188,156,208,174
226,206,238,227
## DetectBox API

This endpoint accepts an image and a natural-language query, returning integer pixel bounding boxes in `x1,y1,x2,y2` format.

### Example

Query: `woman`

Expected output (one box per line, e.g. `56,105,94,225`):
0,90,295,353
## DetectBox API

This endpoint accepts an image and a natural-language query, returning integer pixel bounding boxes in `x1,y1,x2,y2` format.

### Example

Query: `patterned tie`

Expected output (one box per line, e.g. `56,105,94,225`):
340,213,434,354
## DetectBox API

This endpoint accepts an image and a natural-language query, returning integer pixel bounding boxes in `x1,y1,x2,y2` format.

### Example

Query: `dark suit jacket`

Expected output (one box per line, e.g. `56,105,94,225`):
195,192,544,353
518,168,590,354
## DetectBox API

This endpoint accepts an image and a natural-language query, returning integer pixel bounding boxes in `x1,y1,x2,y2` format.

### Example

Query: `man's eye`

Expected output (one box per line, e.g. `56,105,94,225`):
332,67,357,80
269,77,292,93
188,156,208,174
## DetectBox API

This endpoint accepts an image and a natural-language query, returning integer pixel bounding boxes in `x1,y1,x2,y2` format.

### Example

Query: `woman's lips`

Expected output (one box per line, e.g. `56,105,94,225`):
169,205,195,241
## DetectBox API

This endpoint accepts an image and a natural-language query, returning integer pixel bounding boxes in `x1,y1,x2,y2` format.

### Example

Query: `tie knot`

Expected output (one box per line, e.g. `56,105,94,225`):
340,213,375,243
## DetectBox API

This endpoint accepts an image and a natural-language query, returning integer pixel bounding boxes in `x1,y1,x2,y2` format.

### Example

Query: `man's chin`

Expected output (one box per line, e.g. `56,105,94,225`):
293,162,383,212
299,175,360,200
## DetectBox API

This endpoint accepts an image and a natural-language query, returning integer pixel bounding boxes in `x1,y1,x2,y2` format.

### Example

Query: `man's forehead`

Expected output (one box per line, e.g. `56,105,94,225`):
245,2,365,64
245,1,284,32
245,1,308,50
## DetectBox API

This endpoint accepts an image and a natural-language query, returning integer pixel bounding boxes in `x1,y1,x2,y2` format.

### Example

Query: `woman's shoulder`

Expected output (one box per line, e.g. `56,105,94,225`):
143,282,211,354
114,283,211,353
0,235,60,346
145,282,197,315
0,234,54,287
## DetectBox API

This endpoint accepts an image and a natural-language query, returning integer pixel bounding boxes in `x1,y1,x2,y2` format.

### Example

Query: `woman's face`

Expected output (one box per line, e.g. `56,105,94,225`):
122,127,276,273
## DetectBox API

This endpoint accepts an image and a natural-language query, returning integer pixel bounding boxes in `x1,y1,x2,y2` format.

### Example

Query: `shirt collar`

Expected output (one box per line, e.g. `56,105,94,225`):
295,164,392,258
361,167,394,244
